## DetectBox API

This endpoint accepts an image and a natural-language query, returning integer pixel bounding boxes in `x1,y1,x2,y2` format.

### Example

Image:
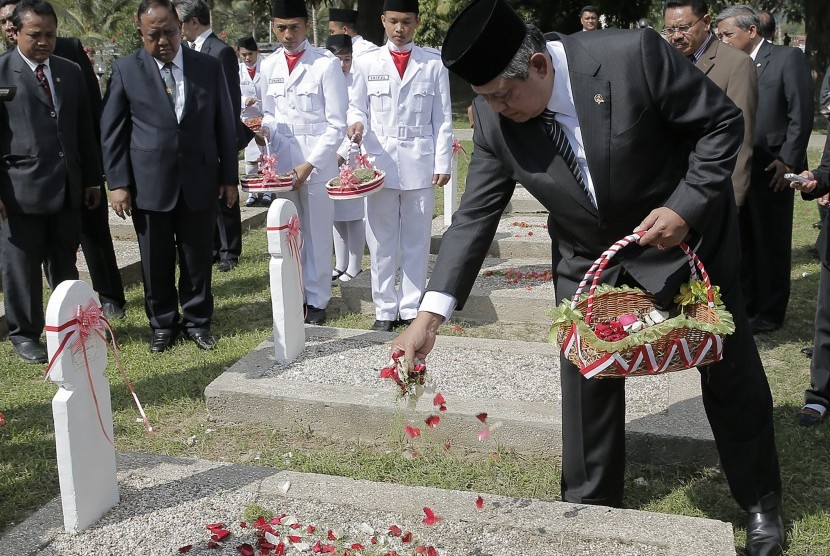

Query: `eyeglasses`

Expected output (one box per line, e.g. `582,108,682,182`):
662,17,702,36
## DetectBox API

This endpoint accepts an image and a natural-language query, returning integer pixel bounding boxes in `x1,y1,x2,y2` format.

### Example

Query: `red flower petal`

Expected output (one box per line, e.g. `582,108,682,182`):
211,529,231,541
236,544,255,556
327,529,338,540
178,546,193,553
478,428,490,441
391,350,404,361
275,542,286,555
207,541,220,549
288,535,302,543
306,524,316,533
443,442,451,451
422,507,441,526
351,543,365,550
476,412,488,423
206,522,225,530
258,539,276,550
401,531,413,543
433,393,446,406
405,426,421,438
289,523,302,529
427,547,439,556
240,522,248,528
425,415,440,428
388,525,402,537
475,495,484,509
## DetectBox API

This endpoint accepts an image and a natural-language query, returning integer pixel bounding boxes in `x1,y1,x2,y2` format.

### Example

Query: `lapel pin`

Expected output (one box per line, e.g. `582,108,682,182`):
756,63,761,67
593,94,604,105
56,77,61,83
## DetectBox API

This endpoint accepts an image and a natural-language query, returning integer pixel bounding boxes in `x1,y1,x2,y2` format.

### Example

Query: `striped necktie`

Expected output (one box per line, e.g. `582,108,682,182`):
539,109,595,207
161,62,176,108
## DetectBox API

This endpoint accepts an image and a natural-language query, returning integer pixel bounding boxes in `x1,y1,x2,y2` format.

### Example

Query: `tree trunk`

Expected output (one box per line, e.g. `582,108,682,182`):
805,0,829,103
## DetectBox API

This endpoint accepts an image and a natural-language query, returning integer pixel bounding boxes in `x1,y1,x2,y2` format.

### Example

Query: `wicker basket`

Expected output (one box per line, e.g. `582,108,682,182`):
239,138,295,193
552,232,734,379
326,142,385,200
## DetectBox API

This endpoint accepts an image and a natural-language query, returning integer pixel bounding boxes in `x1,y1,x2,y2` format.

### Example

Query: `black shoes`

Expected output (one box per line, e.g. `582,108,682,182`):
13,340,48,364
217,259,238,272
397,318,415,327
305,306,326,325
150,329,179,353
185,329,217,351
801,347,813,358
745,507,784,556
371,319,395,332
797,406,826,427
101,302,125,320
751,318,781,335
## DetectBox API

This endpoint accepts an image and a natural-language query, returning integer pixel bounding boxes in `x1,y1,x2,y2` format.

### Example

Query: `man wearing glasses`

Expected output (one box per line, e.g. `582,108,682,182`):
663,0,756,210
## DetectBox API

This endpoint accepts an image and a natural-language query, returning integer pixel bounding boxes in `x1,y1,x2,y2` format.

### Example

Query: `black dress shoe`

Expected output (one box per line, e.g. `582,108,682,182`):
150,329,179,353
396,318,415,327
186,329,217,350
305,306,326,325
751,319,781,335
13,340,48,364
746,508,784,556
217,259,238,272
797,406,826,427
101,302,125,320
801,346,814,358
371,319,395,332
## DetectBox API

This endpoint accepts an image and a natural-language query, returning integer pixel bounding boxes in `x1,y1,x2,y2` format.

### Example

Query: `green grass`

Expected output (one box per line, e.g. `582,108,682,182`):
1,145,829,555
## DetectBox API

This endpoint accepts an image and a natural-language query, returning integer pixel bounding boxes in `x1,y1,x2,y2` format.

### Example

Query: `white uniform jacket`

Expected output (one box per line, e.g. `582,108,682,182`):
351,35,378,58
239,59,265,162
261,41,348,183
348,44,453,190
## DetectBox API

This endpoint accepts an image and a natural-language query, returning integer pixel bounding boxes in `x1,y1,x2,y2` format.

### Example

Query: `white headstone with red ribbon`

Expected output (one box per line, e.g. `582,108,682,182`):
44,280,119,533
267,199,305,364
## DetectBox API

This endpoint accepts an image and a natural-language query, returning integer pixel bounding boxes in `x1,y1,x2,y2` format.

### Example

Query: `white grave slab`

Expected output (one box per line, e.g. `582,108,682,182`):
44,280,119,533
267,199,305,364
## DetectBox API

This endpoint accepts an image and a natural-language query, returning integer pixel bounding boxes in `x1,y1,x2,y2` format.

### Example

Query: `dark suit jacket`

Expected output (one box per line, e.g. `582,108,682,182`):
100,46,238,212
0,49,102,214
200,32,253,150
695,37,757,207
53,37,102,128
752,40,813,173
428,29,743,308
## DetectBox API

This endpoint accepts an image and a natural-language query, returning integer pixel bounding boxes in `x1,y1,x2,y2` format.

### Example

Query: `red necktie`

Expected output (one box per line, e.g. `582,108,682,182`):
247,67,256,79
35,63,53,106
285,50,304,74
389,49,411,78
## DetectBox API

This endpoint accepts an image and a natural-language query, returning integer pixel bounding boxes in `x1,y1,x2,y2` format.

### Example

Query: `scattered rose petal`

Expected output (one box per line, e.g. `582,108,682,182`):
478,428,490,441
275,542,286,555
424,415,440,428
289,523,302,530
178,546,193,553
240,522,248,528
443,442,451,451
351,543,365,550
388,525,402,537
433,393,445,406
258,539,276,550
0,412,5,427
288,535,302,543
306,525,317,533
327,529,338,541
475,495,484,509
401,531,413,543
207,541,220,549
476,412,488,423
206,522,225,530
236,544,255,556
211,529,231,541
428,547,439,556
405,425,421,438
422,507,441,526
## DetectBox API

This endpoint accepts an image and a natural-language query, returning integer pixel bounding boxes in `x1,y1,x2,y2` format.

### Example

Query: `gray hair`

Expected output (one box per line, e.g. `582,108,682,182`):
499,24,547,81
714,5,759,31
173,0,210,25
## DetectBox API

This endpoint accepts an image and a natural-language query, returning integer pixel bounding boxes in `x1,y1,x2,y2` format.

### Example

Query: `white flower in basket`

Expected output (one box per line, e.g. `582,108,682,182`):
240,140,295,193
326,143,385,200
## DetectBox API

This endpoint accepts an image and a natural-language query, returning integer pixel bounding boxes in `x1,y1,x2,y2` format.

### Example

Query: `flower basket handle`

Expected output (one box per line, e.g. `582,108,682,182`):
570,231,715,324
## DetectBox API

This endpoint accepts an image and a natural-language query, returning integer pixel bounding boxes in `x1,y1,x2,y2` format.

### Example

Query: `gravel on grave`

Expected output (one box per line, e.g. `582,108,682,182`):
264,333,671,418
41,460,666,556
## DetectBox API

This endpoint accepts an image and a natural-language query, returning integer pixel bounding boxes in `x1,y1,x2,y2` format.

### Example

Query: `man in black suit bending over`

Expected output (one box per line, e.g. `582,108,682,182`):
394,0,784,554
176,0,250,273
101,0,238,352
0,0,102,362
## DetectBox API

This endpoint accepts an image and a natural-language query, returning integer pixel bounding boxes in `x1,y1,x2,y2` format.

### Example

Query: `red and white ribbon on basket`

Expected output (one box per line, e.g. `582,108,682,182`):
561,323,724,378
43,300,153,443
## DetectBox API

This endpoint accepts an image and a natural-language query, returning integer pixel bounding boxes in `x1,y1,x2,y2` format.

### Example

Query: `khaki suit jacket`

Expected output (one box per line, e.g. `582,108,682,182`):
696,37,757,207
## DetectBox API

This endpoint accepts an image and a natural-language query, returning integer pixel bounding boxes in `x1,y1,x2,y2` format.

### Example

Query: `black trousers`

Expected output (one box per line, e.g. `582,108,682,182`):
560,274,781,512
806,257,830,410
132,195,216,333
80,195,125,307
740,181,794,325
0,210,81,342
213,198,242,263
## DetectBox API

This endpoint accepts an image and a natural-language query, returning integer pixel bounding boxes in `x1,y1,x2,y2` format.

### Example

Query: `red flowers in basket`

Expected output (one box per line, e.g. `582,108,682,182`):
258,152,279,183
243,116,262,133
594,320,628,342
333,153,376,189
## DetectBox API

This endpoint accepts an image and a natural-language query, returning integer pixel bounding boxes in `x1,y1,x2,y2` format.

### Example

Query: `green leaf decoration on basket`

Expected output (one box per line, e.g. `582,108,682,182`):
549,283,735,352
673,279,722,307
329,167,377,188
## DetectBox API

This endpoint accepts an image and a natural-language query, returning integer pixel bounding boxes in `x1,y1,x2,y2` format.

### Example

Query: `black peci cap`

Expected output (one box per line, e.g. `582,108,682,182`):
326,34,353,53
441,0,527,86
329,8,358,24
272,0,308,19
382,0,419,14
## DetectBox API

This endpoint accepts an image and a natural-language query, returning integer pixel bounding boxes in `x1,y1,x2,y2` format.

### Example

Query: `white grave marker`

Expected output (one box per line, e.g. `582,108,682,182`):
44,280,119,533
267,199,305,364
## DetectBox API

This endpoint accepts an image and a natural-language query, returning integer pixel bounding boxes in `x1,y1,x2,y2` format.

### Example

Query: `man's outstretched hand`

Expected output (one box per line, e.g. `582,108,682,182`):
390,311,444,365
634,207,689,249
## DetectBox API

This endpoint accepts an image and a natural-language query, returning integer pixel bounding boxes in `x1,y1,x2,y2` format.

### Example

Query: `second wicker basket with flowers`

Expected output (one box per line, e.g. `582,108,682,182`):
550,231,735,379
326,143,385,200
240,139,295,194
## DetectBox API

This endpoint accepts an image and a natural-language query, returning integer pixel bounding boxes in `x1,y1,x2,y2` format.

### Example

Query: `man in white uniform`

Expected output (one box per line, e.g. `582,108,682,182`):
328,7,376,58
260,0,348,325
237,36,268,207
347,0,453,332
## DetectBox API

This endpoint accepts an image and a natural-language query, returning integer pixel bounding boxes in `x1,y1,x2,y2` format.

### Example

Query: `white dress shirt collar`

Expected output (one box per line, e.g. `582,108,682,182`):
749,38,764,60
386,40,413,53
546,41,576,119
284,39,308,56
193,27,212,52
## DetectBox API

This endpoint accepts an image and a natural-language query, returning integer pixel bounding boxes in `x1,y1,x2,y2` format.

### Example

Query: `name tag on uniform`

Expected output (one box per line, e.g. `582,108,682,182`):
269,78,285,84
368,75,389,81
